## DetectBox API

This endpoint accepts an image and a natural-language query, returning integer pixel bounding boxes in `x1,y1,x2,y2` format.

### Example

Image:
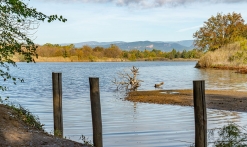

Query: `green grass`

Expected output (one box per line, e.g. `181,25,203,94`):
5,103,44,130
209,122,247,147
80,135,94,146
190,122,247,147
0,96,44,130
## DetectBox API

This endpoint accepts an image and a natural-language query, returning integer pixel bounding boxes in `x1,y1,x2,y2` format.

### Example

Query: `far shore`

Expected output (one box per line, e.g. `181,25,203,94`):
11,55,199,62
126,89,247,112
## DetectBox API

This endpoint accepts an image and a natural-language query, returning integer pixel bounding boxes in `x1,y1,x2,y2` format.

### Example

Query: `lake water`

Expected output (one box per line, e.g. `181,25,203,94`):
1,61,247,146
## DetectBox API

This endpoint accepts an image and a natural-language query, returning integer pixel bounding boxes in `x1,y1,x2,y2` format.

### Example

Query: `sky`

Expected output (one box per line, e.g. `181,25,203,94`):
27,0,247,45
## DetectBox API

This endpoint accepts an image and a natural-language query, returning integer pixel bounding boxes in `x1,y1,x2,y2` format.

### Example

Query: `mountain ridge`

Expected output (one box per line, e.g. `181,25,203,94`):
61,40,195,51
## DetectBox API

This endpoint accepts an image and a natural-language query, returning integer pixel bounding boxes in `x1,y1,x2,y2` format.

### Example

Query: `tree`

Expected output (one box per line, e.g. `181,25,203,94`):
193,12,247,51
0,0,66,90
93,46,104,52
92,46,104,58
62,44,74,58
113,66,143,91
81,45,93,59
181,50,187,58
104,44,122,58
167,48,177,59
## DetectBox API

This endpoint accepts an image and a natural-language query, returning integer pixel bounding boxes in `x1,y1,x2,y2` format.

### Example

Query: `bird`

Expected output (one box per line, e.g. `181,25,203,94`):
154,82,164,88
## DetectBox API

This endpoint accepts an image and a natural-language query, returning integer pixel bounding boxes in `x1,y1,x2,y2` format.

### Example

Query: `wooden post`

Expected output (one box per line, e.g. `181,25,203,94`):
52,72,63,137
89,77,103,147
193,80,207,147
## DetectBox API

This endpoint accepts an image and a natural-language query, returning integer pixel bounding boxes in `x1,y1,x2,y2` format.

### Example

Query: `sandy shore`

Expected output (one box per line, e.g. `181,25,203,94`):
126,90,247,112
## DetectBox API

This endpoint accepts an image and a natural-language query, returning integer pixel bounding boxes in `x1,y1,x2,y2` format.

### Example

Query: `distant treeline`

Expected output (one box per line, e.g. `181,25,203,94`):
36,43,202,61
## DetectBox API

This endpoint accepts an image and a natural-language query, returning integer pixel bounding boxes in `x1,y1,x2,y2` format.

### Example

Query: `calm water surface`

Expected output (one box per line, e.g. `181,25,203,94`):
2,61,247,146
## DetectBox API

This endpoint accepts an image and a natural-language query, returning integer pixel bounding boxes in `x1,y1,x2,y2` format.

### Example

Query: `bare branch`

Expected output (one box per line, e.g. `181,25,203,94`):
113,66,143,91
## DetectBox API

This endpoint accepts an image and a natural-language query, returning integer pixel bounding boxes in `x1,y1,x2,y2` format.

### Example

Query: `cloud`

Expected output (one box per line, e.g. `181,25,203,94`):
43,0,247,8
177,25,203,32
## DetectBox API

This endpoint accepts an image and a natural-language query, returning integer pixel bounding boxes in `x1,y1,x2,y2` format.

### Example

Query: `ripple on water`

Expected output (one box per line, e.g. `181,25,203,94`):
2,62,247,146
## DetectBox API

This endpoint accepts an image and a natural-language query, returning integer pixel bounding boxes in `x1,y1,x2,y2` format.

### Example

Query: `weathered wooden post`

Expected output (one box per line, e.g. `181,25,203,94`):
193,80,207,147
89,77,103,147
52,72,63,137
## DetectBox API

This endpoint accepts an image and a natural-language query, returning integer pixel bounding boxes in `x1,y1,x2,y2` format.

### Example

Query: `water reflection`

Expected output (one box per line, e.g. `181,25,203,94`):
199,68,247,90
1,62,247,146
132,102,138,120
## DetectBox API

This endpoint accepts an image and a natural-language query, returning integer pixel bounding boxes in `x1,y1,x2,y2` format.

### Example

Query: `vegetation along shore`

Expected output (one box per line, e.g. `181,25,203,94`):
194,12,247,73
0,104,91,146
11,43,201,62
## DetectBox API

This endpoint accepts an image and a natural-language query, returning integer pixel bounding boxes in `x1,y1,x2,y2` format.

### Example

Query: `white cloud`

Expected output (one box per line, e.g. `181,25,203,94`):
177,25,203,32
39,0,247,8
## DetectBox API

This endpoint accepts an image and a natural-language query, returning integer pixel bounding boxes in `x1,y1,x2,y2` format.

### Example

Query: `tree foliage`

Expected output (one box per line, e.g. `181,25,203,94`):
36,44,202,62
36,44,202,61
0,0,66,90
193,12,247,51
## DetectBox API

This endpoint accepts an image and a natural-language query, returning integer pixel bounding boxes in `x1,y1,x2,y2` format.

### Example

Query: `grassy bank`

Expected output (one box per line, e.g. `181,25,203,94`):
195,40,247,73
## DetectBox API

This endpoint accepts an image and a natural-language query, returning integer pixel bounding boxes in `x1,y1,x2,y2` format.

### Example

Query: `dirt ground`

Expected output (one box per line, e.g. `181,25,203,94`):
0,104,90,147
126,89,247,112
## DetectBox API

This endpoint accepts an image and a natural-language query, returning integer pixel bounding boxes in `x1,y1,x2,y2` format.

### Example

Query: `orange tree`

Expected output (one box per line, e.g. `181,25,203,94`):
193,12,247,51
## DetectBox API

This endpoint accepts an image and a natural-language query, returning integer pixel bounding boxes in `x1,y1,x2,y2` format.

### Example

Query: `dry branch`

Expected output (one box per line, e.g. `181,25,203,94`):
113,66,143,91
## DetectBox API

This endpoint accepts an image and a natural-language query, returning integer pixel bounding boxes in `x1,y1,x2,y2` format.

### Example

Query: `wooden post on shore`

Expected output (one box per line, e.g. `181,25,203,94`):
89,77,103,147
52,72,63,137
193,80,207,147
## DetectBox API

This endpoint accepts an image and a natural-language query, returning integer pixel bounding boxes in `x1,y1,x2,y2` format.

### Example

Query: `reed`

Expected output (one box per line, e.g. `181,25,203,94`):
196,42,247,69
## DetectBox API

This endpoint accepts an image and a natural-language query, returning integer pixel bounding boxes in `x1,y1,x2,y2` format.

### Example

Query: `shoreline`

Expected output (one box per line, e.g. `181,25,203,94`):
126,89,247,112
12,56,199,62
196,65,247,74
0,104,89,146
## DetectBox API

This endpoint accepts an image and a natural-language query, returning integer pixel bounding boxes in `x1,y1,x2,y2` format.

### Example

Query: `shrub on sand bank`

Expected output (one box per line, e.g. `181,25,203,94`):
195,39,247,69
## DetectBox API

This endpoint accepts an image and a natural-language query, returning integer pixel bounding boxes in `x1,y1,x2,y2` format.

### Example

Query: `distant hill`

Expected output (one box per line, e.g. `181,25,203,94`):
61,40,195,52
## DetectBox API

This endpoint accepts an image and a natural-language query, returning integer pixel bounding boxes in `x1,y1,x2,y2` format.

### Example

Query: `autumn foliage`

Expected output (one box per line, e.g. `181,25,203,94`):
193,12,247,51
194,12,247,70
34,44,202,62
